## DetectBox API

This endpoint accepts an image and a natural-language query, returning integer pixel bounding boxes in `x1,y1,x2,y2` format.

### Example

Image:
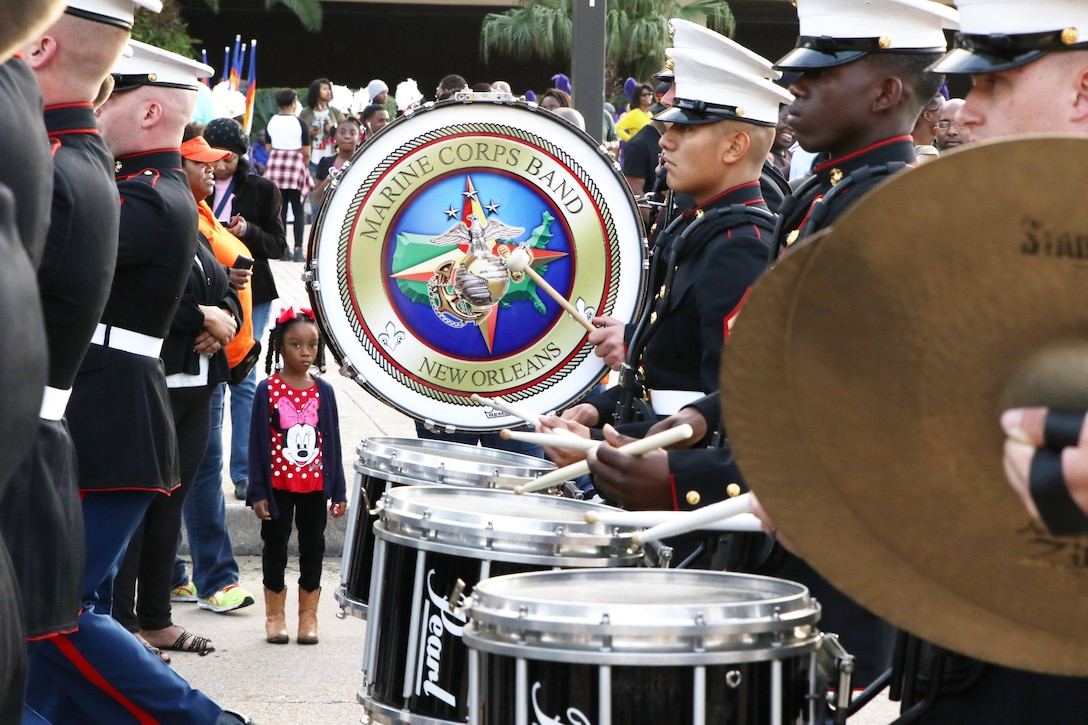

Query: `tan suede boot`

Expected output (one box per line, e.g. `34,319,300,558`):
297,587,320,645
264,587,289,644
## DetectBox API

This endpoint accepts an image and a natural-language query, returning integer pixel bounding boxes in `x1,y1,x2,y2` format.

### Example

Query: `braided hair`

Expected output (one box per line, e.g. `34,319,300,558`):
264,308,327,374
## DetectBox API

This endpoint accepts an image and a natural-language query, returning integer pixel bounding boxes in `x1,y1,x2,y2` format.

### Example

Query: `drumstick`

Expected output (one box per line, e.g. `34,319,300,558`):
470,393,540,426
582,509,763,533
514,424,694,495
505,249,595,333
499,428,598,451
629,494,753,545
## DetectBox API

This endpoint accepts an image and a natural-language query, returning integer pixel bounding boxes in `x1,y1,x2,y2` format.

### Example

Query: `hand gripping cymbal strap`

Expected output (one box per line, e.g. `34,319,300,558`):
1043,409,1087,449
1029,448,1088,537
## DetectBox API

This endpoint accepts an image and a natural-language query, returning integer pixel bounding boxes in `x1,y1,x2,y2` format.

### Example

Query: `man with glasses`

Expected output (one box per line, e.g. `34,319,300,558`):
934,97,970,149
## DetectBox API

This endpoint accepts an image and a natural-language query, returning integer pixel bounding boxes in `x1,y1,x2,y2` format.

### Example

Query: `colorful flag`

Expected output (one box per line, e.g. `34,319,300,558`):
201,48,210,86
243,39,257,136
228,34,241,91
221,46,230,85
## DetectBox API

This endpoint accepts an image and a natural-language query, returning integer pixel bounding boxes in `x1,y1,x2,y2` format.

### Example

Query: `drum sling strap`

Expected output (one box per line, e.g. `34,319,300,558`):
768,161,910,265
613,205,778,427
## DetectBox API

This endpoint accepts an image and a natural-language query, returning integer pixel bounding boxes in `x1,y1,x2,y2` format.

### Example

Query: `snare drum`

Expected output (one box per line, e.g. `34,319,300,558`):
337,437,555,619
307,98,646,432
361,486,644,725
464,569,825,725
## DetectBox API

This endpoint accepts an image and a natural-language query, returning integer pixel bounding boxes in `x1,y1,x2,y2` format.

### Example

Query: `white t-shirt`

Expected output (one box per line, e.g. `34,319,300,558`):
310,108,334,164
266,113,305,150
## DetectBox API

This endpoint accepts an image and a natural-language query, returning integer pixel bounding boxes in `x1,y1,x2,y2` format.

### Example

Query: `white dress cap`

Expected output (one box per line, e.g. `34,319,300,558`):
656,48,794,126
111,39,213,92
777,0,959,70
668,18,782,80
66,0,162,30
931,0,1088,74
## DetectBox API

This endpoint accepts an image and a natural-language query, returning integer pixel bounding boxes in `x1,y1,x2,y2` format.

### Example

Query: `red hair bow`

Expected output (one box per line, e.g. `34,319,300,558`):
276,307,315,325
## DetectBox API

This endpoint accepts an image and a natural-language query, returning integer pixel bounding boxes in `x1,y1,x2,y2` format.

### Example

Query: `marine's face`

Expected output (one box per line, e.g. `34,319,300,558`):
786,59,878,156
659,121,729,205
94,87,141,156
960,56,1072,141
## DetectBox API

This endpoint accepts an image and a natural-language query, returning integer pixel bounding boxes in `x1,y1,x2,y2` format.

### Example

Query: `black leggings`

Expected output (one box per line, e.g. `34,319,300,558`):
261,489,326,593
280,188,305,252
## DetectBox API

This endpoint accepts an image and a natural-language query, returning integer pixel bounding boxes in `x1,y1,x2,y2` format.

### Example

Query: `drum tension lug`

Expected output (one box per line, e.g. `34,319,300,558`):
448,578,467,615
338,360,362,381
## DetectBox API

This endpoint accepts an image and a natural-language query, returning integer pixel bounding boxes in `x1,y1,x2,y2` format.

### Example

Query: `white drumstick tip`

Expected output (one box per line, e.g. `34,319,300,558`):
505,248,531,273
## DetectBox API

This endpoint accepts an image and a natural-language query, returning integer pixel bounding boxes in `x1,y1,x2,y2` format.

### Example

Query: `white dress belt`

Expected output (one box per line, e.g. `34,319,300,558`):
647,389,704,416
40,386,72,421
90,323,164,358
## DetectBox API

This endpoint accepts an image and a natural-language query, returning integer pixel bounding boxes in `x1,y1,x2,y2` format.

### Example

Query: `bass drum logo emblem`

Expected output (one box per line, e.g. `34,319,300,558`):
310,101,646,431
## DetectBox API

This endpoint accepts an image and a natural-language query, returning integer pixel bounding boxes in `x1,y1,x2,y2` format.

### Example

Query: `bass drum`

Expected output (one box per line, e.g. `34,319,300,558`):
307,97,646,431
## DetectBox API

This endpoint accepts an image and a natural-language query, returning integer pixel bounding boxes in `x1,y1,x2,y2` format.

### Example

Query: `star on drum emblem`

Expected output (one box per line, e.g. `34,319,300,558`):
389,176,568,352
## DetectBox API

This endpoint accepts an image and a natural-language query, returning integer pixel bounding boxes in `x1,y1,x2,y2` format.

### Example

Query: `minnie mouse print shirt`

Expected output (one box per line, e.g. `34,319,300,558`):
268,373,324,494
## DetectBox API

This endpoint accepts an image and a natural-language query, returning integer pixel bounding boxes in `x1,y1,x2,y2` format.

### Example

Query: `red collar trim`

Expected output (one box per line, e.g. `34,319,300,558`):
814,135,913,172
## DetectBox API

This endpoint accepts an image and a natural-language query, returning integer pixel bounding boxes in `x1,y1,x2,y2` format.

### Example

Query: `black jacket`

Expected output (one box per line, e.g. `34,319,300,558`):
212,172,286,305
161,232,240,381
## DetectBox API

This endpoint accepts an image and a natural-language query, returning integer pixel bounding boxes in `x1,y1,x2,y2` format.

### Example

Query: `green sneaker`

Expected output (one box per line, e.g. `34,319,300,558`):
198,584,256,613
170,579,198,603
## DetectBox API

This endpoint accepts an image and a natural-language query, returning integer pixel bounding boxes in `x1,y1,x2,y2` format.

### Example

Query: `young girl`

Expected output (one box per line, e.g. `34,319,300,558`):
247,308,347,645
310,116,360,204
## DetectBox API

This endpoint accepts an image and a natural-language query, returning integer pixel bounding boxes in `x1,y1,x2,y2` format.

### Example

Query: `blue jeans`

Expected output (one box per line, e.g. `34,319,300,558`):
173,384,240,598
229,300,272,485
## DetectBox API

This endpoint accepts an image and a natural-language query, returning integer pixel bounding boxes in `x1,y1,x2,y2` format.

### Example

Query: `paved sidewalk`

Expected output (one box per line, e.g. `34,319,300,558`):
180,258,903,724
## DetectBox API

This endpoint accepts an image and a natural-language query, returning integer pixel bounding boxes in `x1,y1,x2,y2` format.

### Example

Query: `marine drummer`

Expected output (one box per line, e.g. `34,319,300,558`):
773,0,958,252
549,30,789,445
23,38,250,725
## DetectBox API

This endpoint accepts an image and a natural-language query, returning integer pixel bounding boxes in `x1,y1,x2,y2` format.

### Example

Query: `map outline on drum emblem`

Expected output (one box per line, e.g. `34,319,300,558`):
310,103,646,431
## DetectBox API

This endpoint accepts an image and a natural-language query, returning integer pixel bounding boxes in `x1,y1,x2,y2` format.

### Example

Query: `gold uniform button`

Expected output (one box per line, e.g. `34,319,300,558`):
726,483,742,498
685,490,701,506
1062,28,1079,45
878,36,891,49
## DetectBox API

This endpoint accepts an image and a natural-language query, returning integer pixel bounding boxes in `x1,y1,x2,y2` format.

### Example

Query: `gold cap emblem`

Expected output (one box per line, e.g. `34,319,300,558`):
147,73,157,82
114,160,122,173
685,490,701,506
735,106,746,117
1062,28,1079,45
878,36,892,49
726,483,742,498
830,168,844,186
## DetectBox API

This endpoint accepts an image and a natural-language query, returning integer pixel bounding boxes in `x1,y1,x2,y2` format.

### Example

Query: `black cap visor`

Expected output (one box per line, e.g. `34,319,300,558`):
775,46,866,71
930,30,1088,74
110,73,198,93
929,46,1047,74
655,98,773,127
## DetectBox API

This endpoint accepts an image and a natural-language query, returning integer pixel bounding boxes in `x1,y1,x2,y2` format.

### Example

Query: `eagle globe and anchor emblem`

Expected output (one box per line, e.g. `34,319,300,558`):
423,180,580,332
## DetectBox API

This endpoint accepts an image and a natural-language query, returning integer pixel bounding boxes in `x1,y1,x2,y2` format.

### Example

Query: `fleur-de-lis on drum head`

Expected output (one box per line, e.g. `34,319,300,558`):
378,321,405,350
575,297,595,322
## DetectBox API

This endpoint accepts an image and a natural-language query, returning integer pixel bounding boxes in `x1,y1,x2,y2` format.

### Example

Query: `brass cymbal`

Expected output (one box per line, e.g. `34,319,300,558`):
722,136,1088,676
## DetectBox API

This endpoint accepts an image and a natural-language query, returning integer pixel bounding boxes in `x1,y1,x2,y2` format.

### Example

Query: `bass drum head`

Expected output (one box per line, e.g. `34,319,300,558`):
309,99,646,431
